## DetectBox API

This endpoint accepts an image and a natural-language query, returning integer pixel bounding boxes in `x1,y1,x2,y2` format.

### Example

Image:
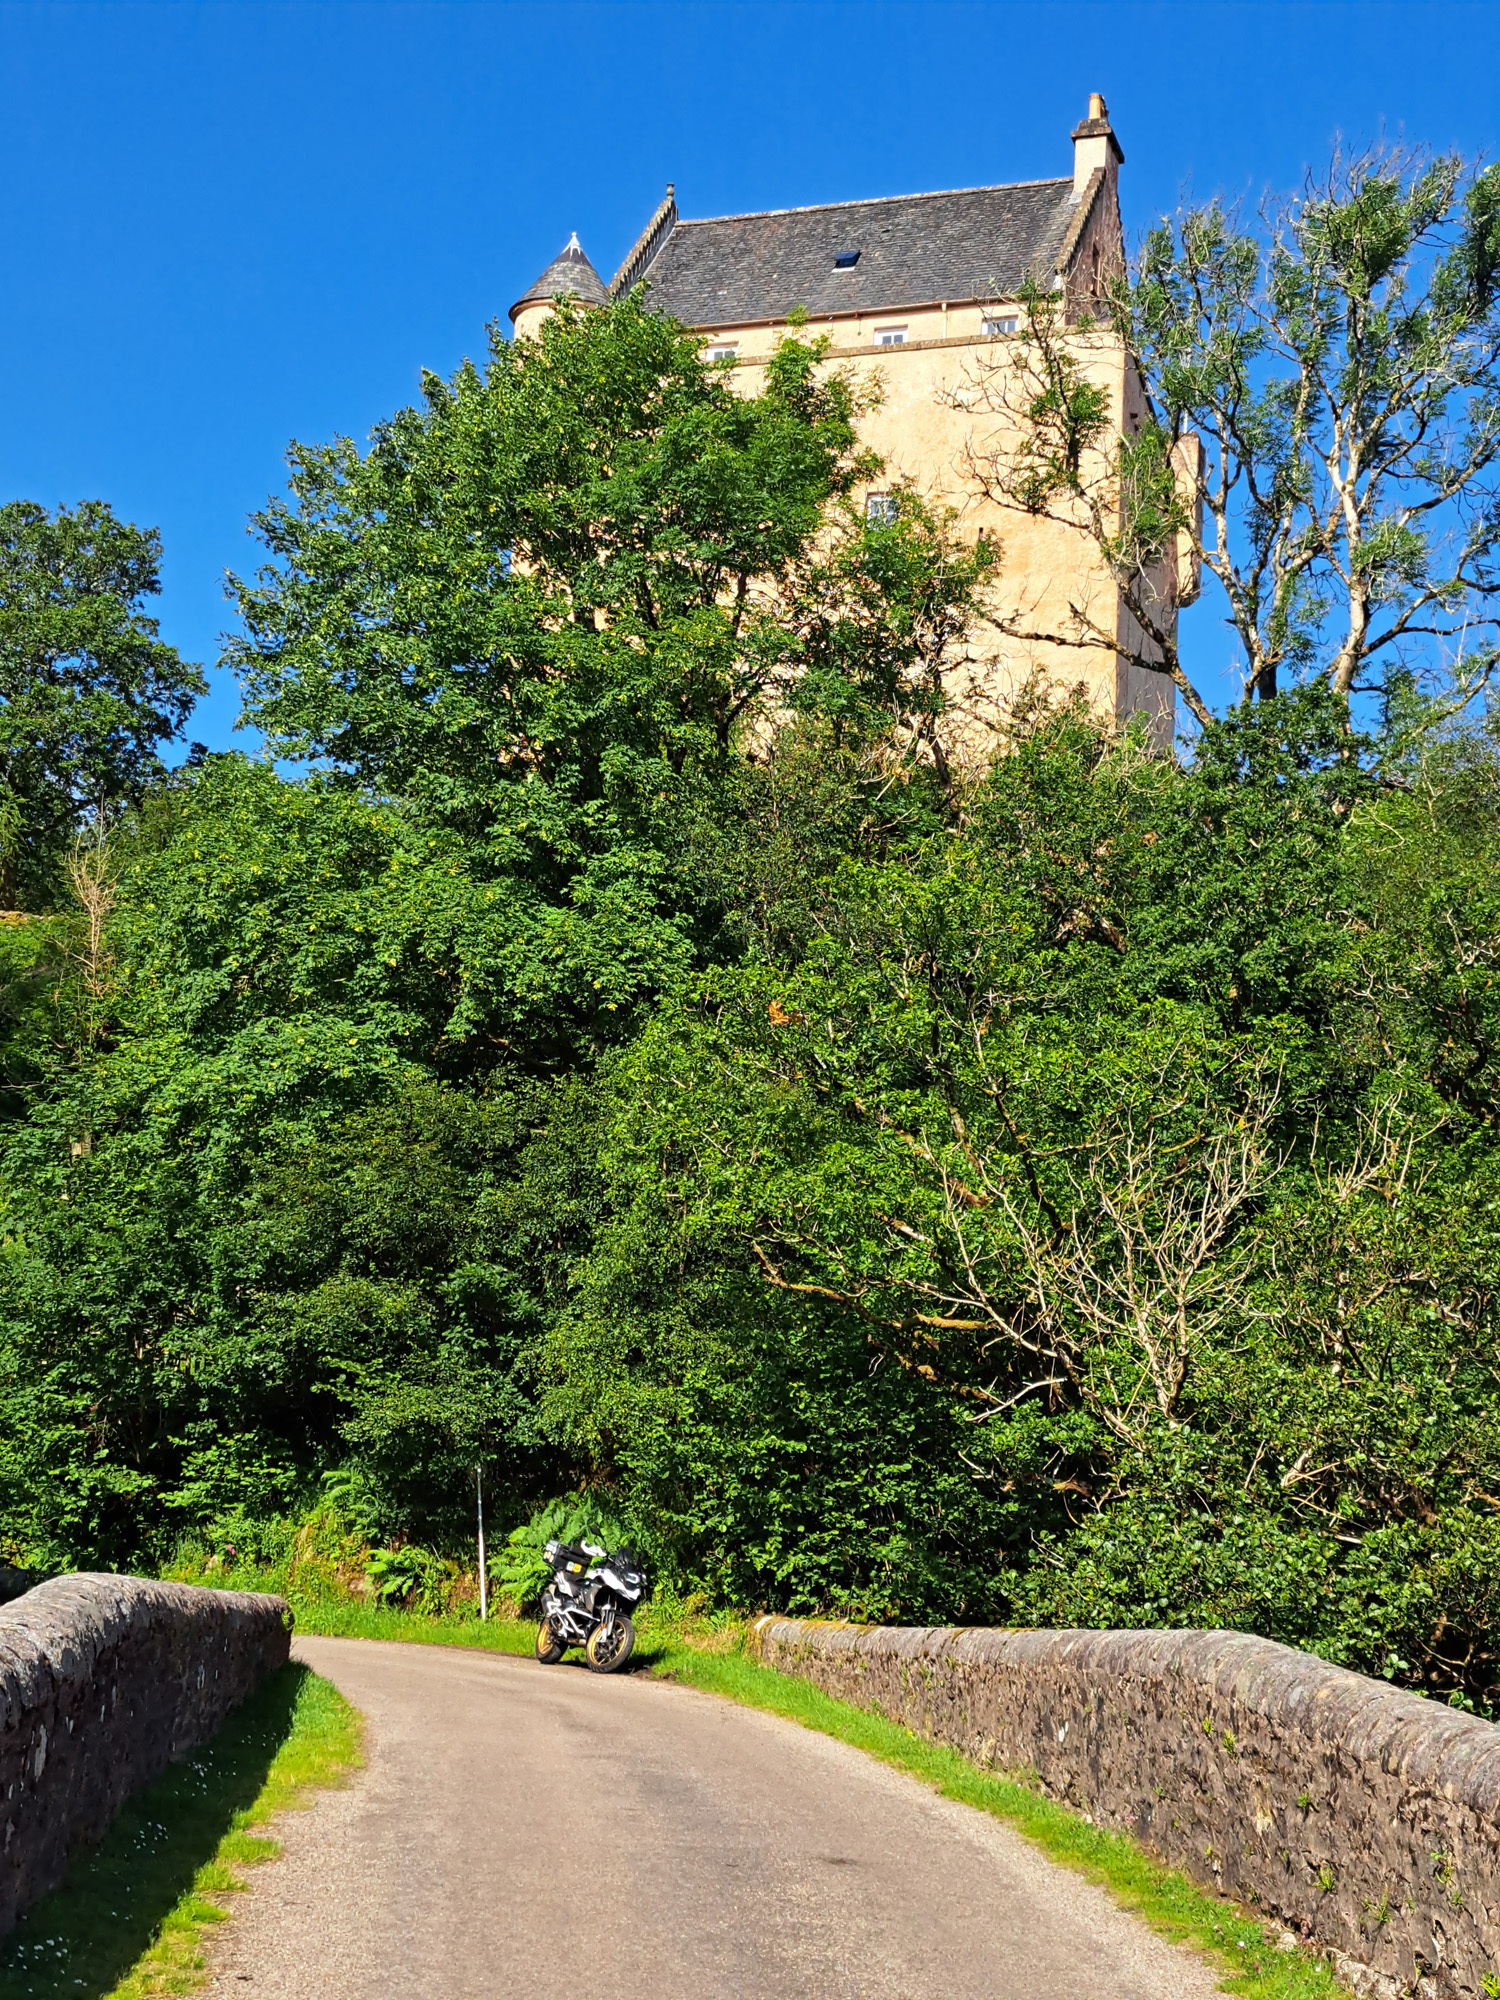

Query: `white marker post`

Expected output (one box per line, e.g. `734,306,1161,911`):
476,1464,488,1622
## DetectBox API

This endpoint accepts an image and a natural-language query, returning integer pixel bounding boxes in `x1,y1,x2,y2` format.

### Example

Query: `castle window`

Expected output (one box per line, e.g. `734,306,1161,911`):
707,342,738,361
866,493,899,525
875,326,907,346
834,250,860,268
983,315,1019,336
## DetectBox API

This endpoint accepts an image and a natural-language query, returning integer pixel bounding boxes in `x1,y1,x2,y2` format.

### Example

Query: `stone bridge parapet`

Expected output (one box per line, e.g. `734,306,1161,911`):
0,1573,290,1934
750,1617,1500,2000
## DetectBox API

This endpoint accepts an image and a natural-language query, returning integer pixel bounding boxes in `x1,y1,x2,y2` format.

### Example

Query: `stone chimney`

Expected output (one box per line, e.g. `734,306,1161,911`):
1071,91,1124,198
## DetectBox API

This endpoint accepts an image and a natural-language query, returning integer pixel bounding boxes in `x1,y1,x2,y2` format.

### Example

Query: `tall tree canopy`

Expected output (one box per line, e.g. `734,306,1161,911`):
224,298,983,1063
0,301,988,1566
0,501,204,908
0,291,1497,1712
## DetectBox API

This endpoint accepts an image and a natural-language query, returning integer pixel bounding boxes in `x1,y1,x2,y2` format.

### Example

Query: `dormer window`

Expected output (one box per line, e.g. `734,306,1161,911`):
706,342,739,361
834,250,860,268
983,314,1020,336
875,326,907,346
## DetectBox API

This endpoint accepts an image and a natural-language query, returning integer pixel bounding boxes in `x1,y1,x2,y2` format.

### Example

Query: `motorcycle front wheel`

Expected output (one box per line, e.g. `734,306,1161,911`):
535,1617,565,1665
586,1613,635,1674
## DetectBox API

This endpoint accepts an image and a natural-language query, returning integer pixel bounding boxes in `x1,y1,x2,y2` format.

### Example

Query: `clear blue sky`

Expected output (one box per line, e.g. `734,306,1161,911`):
2,0,1497,743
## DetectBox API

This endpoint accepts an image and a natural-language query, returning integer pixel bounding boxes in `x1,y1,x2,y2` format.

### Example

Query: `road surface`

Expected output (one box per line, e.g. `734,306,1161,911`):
205,1635,1224,2000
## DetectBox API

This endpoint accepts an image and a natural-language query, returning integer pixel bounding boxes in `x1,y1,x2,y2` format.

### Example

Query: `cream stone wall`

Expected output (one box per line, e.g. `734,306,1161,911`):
511,299,553,343
708,309,1177,755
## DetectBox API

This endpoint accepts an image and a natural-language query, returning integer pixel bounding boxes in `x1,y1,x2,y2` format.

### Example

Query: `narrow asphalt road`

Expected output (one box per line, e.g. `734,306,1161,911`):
205,1636,1224,2000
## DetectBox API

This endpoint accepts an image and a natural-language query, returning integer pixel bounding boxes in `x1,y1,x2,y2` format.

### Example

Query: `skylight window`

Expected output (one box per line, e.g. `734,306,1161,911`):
875,326,907,346
834,250,860,268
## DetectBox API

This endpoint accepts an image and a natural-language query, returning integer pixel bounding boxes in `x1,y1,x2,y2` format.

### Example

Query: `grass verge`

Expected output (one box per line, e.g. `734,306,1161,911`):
285,1599,1350,2000
0,1664,361,2000
281,1597,539,1652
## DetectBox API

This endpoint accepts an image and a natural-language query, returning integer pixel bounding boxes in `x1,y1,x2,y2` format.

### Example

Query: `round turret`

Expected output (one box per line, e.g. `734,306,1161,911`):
509,233,608,339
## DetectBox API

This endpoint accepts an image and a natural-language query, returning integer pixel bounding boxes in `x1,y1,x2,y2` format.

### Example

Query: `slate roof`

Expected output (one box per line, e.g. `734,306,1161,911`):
510,233,609,323
622,179,1080,328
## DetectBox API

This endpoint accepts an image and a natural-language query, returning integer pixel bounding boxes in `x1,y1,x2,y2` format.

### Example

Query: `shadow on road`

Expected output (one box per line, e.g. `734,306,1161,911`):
0,1663,309,2000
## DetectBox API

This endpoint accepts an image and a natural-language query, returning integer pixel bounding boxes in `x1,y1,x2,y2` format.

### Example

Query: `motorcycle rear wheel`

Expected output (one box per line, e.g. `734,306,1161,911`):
535,1617,565,1665
586,1613,635,1674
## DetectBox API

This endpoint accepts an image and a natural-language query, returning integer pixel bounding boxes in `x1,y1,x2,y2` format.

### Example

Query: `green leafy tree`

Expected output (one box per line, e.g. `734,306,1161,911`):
587,693,1368,1445
557,692,1500,1701
223,301,888,1060
962,151,1500,719
0,298,992,1571
0,502,204,907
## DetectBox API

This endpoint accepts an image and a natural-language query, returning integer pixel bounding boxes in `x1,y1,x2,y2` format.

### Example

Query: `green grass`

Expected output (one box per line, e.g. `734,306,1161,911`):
284,1597,539,1652
285,1599,1351,2000
0,1665,361,2000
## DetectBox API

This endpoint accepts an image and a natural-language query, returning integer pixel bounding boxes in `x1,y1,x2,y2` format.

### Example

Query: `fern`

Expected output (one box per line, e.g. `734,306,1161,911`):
318,1467,384,1540
490,1493,631,1610
366,1543,444,1610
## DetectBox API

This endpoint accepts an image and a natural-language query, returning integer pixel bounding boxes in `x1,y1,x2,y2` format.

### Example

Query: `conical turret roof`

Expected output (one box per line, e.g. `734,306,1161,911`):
509,232,608,323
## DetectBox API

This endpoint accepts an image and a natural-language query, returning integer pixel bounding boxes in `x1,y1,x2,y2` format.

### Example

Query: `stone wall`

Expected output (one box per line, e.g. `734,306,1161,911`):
750,1619,1500,2000
0,1574,290,1934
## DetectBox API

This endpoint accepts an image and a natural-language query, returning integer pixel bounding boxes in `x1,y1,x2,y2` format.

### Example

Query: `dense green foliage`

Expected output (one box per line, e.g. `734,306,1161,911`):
541,691,1500,1704
1,294,1498,1709
0,499,204,910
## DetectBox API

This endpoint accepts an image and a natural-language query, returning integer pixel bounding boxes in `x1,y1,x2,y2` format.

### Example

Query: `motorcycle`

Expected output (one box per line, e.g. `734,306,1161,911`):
534,1538,646,1673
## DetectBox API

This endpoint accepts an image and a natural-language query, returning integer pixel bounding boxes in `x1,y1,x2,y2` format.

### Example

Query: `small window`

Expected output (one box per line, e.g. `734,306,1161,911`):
866,493,899,525
834,249,860,268
707,342,739,361
983,314,1020,336
875,326,907,346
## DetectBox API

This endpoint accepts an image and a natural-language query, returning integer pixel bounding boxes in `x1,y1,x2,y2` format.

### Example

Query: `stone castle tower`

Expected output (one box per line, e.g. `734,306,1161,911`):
509,96,1195,751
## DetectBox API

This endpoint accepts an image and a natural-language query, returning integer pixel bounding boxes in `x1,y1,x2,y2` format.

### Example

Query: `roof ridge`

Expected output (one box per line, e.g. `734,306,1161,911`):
673,176,1073,228
1054,166,1107,274
611,184,679,297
